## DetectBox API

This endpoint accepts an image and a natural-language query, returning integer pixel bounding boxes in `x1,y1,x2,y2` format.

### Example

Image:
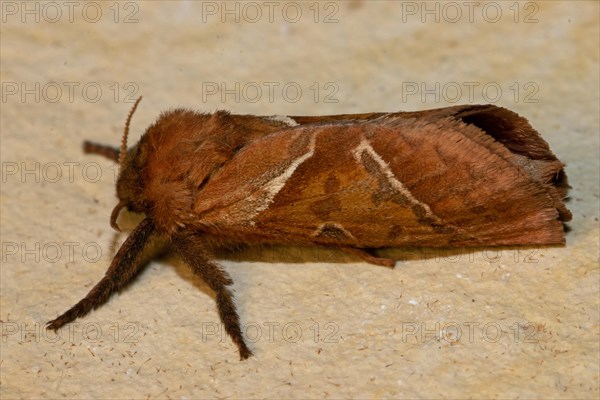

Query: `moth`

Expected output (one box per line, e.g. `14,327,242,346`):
47,98,571,359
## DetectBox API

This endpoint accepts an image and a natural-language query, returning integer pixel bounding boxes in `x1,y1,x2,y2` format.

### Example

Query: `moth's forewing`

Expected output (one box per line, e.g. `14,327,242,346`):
192,113,567,248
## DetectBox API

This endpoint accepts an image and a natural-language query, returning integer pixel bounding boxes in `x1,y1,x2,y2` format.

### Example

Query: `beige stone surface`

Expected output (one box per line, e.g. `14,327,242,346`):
1,1,598,398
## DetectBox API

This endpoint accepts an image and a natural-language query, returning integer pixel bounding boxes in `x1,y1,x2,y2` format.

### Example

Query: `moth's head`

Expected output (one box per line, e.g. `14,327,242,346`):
110,97,149,231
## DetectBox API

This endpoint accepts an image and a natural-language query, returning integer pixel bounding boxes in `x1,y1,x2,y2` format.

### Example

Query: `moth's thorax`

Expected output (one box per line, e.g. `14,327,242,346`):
115,109,298,235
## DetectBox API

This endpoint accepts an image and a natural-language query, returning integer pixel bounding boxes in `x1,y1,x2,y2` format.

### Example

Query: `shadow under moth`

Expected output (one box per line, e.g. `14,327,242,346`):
47,98,571,359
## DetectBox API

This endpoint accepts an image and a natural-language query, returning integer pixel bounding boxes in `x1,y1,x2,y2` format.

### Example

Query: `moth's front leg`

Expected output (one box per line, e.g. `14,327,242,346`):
172,236,252,360
47,218,156,330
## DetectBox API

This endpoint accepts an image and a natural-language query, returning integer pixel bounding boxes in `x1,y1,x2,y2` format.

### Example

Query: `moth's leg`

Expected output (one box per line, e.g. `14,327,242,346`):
83,141,120,162
340,247,396,268
172,236,252,360
47,218,155,330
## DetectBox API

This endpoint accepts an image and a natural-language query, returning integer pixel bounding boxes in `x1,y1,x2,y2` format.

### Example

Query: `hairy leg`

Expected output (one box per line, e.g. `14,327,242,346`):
83,141,120,162
47,218,155,330
172,236,252,360
340,247,396,267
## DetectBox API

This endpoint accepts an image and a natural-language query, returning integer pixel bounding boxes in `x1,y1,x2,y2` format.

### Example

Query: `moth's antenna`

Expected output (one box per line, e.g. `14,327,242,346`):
119,96,143,169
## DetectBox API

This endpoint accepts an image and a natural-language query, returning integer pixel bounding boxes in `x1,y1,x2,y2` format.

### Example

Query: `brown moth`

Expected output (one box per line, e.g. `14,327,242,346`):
47,98,571,359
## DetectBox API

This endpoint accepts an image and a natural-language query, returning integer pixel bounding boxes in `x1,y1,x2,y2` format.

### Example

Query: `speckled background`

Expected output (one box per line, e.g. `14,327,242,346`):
1,1,598,398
